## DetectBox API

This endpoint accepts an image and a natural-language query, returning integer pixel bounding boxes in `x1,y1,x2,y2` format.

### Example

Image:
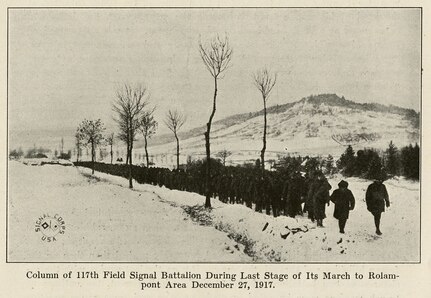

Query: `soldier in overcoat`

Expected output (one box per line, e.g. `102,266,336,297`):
330,180,355,233
366,177,390,235
313,172,332,227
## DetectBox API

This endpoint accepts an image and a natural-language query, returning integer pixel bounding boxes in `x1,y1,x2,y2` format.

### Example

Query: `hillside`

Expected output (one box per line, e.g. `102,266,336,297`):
137,94,419,167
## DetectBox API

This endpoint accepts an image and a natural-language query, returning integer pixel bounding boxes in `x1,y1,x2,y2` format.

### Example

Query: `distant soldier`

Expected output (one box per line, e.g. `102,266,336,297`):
218,174,228,203
266,175,279,217
263,176,272,215
281,178,289,216
244,176,255,209
233,175,242,204
255,177,265,213
196,171,205,195
330,180,355,233
166,171,173,189
365,176,390,236
238,174,247,205
156,169,164,187
273,176,284,217
186,173,194,192
313,172,332,227
228,174,235,204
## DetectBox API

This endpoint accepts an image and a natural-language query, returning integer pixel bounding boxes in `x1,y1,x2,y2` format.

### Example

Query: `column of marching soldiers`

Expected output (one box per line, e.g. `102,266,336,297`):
133,165,330,222
76,161,389,234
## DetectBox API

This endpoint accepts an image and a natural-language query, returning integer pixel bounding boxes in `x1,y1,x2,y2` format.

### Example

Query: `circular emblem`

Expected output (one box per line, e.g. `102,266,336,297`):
35,214,66,242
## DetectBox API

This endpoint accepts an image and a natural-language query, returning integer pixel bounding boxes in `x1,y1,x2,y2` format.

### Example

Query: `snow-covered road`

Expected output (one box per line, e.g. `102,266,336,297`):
8,161,420,262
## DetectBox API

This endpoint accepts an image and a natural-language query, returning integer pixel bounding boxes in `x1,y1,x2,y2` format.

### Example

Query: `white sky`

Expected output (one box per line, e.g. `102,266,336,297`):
9,8,421,135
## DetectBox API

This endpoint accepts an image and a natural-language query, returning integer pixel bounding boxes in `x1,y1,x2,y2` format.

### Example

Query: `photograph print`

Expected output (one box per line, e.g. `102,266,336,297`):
7,8,421,262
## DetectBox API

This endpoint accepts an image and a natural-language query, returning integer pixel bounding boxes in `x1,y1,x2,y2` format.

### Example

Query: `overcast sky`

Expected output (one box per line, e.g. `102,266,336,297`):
9,8,421,135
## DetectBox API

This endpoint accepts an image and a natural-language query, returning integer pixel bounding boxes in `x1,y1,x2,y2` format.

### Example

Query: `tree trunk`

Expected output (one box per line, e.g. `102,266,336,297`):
91,142,95,175
144,136,149,167
110,144,113,164
126,143,129,165
261,98,267,177
205,77,218,208
128,142,133,189
175,133,180,170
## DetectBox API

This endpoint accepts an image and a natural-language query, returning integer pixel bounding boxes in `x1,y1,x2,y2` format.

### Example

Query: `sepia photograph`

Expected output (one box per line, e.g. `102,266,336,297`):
7,7,421,263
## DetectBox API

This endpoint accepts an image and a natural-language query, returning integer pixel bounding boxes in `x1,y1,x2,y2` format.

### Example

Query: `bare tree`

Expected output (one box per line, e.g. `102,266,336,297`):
253,68,277,177
140,107,157,167
113,83,149,188
216,149,232,166
164,109,187,169
76,119,105,174
199,34,233,208
106,132,115,164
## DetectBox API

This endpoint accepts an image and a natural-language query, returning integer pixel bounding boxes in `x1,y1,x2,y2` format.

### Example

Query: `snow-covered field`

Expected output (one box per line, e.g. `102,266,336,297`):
8,161,250,262
8,161,420,262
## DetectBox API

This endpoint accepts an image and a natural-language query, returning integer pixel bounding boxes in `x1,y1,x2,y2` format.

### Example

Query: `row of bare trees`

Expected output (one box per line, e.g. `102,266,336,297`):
76,84,187,189
111,83,187,188
77,34,277,209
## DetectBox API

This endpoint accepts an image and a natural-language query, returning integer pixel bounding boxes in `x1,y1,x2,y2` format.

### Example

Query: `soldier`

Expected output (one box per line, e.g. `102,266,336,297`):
156,169,163,187
330,180,355,233
255,176,265,213
305,171,318,222
186,172,194,192
263,176,272,215
270,175,283,217
218,174,228,203
232,174,241,204
313,172,332,227
210,172,218,199
228,174,235,204
244,176,254,209
365,175,390,235
281,178,289,216
286,171,304,217
237,173,246,205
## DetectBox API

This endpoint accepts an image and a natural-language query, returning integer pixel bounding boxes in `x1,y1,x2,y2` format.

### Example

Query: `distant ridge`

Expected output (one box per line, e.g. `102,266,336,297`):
146,93,419,147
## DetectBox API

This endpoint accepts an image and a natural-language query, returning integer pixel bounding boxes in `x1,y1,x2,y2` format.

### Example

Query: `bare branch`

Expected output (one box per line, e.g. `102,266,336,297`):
112,82,150,144
253,68,277,101
199,34,233,79
164,109,187,134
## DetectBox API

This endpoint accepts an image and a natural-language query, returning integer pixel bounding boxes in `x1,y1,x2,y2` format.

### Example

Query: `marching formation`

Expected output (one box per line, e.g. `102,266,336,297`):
76,161,391,236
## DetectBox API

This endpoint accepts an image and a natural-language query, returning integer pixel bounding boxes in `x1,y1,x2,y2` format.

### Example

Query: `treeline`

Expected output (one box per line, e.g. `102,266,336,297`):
9,146,71,160
337,141,419,180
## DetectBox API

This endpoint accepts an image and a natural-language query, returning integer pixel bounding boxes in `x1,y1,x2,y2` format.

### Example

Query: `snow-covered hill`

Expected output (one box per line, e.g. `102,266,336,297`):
137,94,419,167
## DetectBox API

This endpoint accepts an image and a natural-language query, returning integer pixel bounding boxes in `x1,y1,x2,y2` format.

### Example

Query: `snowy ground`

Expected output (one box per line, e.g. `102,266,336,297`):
8,161,420,262
8,161,250,262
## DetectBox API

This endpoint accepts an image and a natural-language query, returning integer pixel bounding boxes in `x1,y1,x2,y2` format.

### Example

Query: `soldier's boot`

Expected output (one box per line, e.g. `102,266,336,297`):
339,219,346,233
374,214,382,235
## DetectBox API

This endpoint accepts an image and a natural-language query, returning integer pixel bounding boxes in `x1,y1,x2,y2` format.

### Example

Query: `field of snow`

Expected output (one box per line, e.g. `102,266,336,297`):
8,161,250,262
8,161,420,262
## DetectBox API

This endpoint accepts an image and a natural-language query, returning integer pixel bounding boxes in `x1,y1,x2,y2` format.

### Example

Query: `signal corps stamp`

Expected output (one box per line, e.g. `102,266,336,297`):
34,214,66,242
